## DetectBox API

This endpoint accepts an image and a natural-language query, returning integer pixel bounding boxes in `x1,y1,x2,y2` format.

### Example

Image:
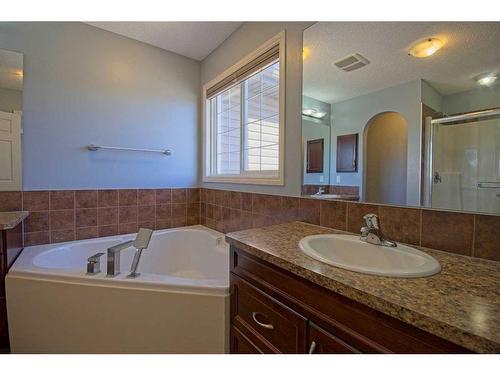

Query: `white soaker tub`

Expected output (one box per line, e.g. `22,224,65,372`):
6,225,229,353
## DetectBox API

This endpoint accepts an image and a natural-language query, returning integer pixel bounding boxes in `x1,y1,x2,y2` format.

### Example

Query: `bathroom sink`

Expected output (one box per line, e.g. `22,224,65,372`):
308,194,359,200
298,234,441,278
309,194,344,199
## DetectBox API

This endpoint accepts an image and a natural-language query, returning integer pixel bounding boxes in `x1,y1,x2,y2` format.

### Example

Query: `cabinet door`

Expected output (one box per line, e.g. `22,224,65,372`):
308,322,360,354
306,138,324,173
336,133,358,173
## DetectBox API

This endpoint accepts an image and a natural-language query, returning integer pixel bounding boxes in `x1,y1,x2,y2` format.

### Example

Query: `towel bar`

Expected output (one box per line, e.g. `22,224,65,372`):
87,144,171,155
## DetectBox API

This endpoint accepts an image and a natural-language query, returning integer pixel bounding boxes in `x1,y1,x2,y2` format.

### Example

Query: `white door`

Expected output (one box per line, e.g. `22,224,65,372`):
0,110,22,190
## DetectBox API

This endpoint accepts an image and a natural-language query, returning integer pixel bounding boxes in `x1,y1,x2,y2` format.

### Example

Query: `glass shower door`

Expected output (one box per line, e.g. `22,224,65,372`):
431,116,500,214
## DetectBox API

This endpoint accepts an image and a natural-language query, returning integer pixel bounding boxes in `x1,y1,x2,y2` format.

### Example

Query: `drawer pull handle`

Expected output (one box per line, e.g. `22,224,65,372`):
308,341,317,354
252,312,274,330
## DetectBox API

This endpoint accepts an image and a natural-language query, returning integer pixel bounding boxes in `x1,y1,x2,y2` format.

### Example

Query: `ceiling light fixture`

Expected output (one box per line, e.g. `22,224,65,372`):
408,38,444,58
477,74,498,86
302,47,310,61
310,111,327,119
302,108,327,119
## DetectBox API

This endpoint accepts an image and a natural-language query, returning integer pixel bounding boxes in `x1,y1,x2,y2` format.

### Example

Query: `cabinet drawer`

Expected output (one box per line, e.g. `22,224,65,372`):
230,326,264,354
308,322,360,354
231,274,307,353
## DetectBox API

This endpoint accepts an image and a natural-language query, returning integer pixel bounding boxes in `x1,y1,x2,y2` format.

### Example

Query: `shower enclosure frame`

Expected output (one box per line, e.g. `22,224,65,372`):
422,107,500,210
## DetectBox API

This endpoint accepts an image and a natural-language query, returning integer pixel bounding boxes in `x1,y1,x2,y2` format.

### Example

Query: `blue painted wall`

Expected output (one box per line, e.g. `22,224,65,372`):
200,22,315,196
331,80,421,206
0,22,200,189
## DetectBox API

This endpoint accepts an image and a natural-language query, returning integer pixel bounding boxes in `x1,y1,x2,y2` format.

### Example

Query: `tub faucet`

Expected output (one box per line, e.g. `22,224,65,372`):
106,228,153,278
128,228,153,278
360,213,397,248
107,240,134,277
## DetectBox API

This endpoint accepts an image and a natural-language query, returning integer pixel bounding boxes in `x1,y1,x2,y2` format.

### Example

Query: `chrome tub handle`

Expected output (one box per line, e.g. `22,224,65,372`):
86,252,105,275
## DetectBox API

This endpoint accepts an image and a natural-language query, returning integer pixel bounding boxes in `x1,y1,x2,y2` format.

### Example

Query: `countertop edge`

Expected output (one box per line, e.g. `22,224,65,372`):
225,233,498,353
0,211,29,230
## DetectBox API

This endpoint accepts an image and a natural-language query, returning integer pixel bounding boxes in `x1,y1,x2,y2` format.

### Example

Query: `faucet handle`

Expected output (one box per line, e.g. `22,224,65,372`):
87,252,105,275
363,213,379,229
88,252,105,263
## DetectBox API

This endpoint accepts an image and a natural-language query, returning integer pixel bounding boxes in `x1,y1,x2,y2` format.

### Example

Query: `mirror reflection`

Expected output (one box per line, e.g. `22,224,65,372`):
0,48,23,190
302,22,500,214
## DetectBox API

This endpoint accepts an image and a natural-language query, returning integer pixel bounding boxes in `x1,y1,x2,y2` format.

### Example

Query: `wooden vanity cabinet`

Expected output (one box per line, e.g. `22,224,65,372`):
0,224,24,352
229,246,471,354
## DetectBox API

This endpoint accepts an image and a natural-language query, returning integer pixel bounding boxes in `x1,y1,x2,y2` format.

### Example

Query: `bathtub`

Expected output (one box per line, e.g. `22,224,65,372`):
6,225,230,353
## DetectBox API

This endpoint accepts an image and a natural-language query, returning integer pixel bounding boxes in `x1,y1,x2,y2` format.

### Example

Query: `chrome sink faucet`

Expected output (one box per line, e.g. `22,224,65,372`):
315,187,326,195
360,213,397,247
106,228,153,278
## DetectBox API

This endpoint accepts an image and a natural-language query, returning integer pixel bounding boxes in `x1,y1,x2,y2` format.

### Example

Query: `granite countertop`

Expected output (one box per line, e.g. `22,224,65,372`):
225,221,500,353
0,211,29,230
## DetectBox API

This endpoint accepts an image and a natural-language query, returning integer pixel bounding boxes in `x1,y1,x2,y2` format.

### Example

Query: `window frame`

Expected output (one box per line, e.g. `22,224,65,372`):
202,31,286,185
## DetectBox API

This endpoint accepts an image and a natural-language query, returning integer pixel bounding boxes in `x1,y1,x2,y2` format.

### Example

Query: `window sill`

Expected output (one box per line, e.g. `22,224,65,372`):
202,174,284,186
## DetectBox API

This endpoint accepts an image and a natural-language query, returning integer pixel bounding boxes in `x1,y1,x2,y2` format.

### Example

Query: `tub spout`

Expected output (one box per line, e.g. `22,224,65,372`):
107,240,134,277
106,228,153,278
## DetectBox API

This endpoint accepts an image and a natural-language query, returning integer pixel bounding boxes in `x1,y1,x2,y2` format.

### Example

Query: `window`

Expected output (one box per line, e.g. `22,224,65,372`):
203,32,285,185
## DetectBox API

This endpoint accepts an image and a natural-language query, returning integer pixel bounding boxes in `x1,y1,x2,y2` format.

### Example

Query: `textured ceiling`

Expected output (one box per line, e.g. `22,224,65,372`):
303,22,500,103
86,22,242,61
0,48,23,91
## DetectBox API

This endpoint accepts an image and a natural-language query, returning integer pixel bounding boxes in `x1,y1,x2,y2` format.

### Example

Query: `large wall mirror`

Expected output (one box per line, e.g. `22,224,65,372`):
0,48,23,190
302,22,500,215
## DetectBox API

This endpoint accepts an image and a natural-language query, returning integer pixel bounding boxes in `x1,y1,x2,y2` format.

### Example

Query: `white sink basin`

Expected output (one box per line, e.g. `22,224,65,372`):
308,194,358,200
309,194,344,199
299,234,441,278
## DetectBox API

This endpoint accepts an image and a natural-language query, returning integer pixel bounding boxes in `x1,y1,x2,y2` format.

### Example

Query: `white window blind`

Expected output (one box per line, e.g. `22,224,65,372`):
213,84,242,174
243,61,280,171
203,32,284,185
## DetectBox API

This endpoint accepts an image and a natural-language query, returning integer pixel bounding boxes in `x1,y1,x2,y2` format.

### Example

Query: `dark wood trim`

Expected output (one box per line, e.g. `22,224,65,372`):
308,322,361,354
230,326,265,354
0,230,9,351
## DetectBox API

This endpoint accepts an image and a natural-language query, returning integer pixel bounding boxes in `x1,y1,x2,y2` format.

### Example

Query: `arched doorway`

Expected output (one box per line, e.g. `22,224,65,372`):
364,112,408,205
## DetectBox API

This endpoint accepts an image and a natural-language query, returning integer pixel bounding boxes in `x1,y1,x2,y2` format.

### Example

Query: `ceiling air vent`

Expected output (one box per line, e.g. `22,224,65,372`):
333,53,370,72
